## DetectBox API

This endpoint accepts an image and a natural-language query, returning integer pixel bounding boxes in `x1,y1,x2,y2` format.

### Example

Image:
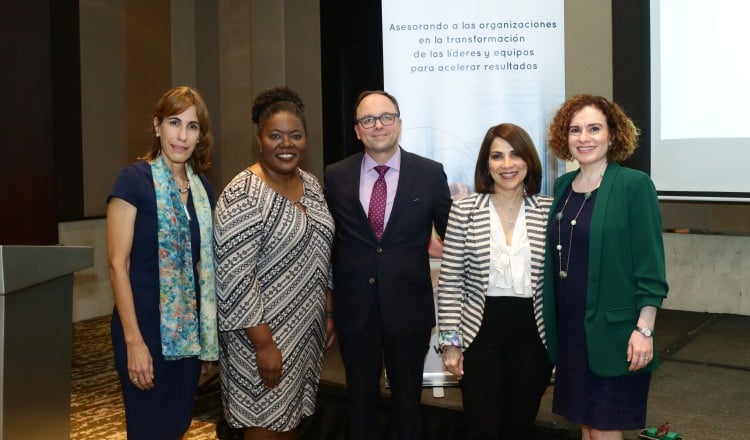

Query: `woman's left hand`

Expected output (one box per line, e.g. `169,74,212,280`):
627,331,654,372
201,360,218,376
442,347,464,379
325,317,336,350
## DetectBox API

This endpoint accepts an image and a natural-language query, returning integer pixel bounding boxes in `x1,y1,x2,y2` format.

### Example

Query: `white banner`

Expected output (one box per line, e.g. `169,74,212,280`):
382,0,565,194
382,0,566,387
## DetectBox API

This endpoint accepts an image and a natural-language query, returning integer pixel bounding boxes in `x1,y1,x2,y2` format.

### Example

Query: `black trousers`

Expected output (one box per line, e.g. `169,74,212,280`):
460,296,553,440
338,302,431,440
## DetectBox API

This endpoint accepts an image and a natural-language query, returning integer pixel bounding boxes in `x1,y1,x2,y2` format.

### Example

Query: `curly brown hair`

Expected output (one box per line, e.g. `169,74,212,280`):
143,86,214,174
547,94,640,162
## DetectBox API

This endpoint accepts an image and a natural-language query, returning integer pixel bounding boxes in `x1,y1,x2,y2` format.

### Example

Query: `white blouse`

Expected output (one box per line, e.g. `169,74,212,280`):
486,202,533,298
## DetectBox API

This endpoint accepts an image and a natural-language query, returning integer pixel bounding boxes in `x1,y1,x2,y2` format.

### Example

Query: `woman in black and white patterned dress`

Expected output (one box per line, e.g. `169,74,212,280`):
214,87,335,439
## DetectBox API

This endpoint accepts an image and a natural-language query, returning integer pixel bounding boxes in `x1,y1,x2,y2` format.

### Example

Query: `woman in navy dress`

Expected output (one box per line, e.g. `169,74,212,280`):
107,86,219,439
543,95,668,440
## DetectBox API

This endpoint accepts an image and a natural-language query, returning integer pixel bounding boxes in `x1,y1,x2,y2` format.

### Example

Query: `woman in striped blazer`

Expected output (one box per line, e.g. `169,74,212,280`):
437,123,553,440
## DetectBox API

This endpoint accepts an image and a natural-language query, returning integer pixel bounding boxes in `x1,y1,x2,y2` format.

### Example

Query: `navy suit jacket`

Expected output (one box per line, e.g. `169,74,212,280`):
324,148,452,335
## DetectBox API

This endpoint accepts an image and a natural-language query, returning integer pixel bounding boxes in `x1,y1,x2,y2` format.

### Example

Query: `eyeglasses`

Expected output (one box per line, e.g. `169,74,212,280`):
356,113,400,129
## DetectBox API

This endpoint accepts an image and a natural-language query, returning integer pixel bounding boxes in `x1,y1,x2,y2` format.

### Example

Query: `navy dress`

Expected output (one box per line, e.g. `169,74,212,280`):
549,187,650,430
108,161,213,439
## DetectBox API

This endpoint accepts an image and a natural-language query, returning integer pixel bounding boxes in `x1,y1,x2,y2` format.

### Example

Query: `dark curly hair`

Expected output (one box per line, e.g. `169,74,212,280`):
547,94,640,162
144,86,214,174
474,123,543,196
251,86,306,131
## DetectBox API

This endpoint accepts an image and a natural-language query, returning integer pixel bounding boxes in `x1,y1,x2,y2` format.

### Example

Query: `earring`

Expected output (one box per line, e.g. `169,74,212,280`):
156,132,160,138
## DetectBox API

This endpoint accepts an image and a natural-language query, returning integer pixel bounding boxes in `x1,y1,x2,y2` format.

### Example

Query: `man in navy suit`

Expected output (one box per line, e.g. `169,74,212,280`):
324,90,452,439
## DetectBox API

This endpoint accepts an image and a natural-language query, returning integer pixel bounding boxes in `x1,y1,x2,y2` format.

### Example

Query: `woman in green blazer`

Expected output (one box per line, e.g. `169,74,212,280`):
542,95,669,440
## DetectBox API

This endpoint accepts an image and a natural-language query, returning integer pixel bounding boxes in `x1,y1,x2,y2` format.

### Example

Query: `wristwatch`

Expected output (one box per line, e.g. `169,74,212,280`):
634,326,653,337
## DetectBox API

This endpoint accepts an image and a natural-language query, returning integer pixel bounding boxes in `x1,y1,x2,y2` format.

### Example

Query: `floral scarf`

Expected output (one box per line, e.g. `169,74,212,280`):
151,155,218,361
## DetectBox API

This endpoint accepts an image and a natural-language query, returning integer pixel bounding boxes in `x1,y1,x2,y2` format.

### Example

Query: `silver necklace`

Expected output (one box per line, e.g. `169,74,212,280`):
555,188,592,279
177,181,190,194
492,195,522,229
555,163,607,278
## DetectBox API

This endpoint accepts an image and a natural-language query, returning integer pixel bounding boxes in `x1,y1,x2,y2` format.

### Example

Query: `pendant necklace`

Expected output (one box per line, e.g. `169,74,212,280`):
505,200,519,229
176,178,190,220
492,195,522,229
508,212,516,228
555,164,606,279
555,188,591,279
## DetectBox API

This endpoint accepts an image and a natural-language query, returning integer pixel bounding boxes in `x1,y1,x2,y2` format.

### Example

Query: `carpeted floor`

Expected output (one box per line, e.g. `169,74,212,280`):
71,316,577,439
70,316,220,439
68,316,468,440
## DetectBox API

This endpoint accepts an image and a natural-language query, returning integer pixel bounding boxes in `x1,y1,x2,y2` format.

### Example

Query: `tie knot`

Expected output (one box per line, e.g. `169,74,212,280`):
374,165,389,177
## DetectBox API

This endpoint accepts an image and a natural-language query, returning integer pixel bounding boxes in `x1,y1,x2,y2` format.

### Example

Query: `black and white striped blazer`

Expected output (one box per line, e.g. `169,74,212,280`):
437,192,552,350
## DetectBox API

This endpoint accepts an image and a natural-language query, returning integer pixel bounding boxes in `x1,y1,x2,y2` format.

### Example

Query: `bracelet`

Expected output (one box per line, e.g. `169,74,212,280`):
325,310,334,319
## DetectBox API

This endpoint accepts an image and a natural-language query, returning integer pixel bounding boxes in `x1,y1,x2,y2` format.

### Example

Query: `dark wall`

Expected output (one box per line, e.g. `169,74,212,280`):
1,0,81,244
320,0,384,165
612,0,650,173
52,0,84,221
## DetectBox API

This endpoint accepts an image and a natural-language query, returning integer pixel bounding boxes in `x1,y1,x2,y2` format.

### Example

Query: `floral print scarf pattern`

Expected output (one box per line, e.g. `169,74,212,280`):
152,155,218,361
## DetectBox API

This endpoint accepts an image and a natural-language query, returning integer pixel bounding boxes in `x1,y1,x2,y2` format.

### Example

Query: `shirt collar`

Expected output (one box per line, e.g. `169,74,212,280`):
363,146,401,173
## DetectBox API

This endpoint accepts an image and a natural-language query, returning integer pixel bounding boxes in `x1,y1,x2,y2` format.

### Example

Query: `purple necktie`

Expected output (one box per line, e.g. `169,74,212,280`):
368,165,389,241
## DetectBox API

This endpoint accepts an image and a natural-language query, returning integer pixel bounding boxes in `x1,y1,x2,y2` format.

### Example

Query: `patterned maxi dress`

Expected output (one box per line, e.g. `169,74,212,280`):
214,169,334,431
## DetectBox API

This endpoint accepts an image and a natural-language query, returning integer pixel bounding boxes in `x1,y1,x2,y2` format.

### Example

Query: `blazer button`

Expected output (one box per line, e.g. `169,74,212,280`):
376,247,383,253
369,277,376,285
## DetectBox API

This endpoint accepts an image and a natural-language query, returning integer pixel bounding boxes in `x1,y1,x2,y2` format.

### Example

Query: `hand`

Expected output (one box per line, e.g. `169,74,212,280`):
126,340,154,390
627,331,654,372
256,343,283,388
325,317,337,350
442,347,464,379
201,360,218,376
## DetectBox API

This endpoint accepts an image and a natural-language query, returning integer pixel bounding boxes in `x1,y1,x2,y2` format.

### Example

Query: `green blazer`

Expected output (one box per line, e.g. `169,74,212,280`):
542,162,669,377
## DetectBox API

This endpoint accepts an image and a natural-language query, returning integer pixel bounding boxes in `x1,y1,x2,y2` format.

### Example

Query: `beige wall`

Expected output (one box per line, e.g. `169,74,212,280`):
80,0,172,217
208,0,325,190
284,0,325,178
59,219,112,321
562,0,612,171
73,0,327,320
79,0,127,217
69,0,748,321
564,0,613,98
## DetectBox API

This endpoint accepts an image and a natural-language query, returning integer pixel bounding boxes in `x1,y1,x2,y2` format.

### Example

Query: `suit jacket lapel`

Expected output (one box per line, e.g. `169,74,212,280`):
383,148,415,240
524,195,544,290
474,193,492,294
344,152,369,222
587,162,620,306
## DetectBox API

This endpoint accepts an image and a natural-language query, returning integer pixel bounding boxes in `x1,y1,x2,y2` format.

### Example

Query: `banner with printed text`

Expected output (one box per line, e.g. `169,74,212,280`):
383,0,565,195
382,0,565,386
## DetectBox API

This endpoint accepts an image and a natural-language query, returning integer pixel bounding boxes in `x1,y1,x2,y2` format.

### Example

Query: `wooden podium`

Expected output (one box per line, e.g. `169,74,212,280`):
0,245,93,440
